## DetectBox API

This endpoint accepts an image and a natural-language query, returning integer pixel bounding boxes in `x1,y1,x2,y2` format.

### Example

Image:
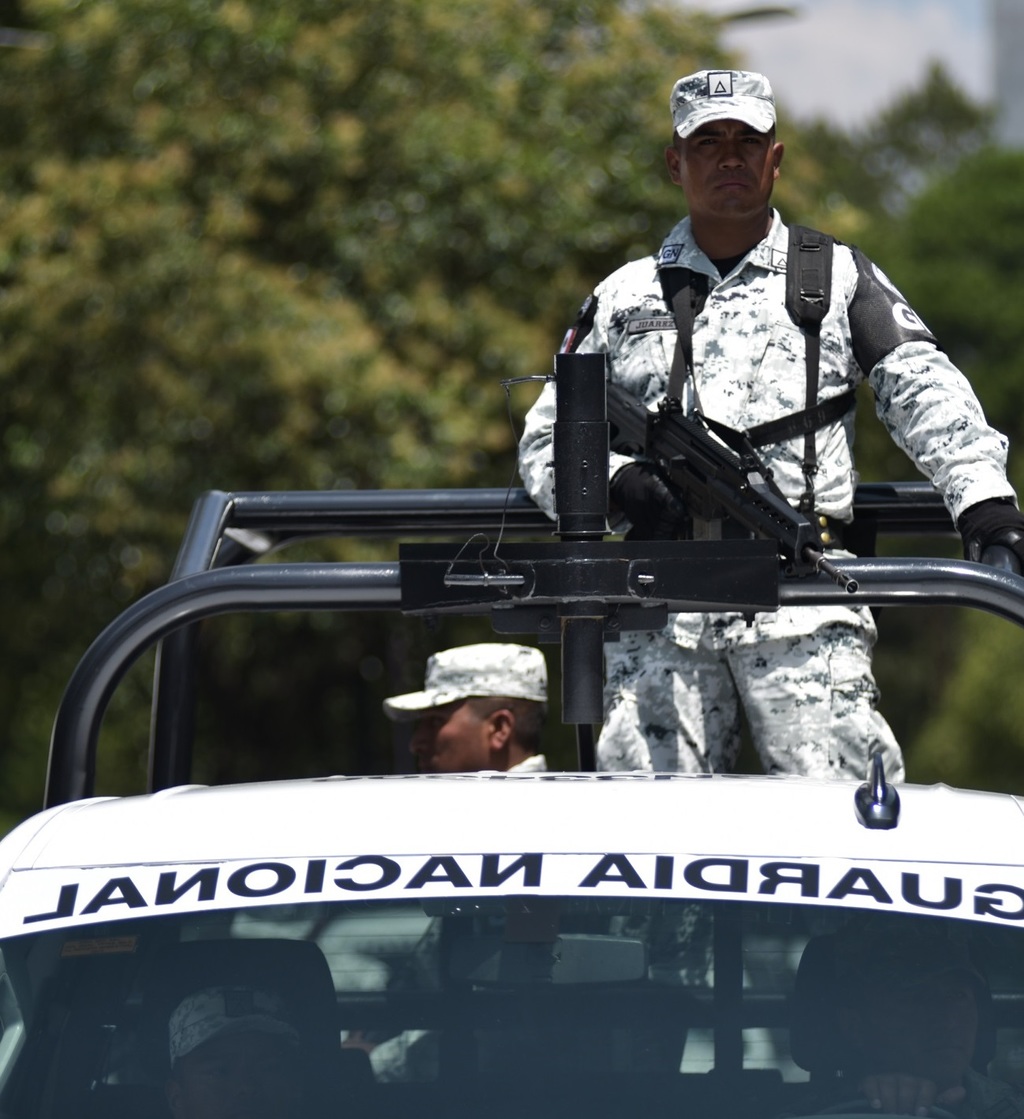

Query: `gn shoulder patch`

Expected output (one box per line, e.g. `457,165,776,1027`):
848,246,939,372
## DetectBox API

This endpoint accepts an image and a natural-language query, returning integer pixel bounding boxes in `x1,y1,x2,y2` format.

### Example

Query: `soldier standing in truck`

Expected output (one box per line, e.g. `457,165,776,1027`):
518,68,1024,779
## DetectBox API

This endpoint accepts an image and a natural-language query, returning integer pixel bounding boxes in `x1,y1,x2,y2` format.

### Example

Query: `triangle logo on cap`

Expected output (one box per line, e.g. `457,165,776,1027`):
707,71,734,97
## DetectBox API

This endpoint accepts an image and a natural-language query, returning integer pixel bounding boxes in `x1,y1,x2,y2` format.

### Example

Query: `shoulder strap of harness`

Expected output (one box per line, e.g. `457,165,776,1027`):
786,224,834,513
659,267,708,404
751,225,856,449
786,223,832,332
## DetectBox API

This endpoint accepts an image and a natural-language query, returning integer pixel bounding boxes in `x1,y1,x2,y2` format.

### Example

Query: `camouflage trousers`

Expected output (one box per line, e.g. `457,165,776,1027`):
598,602,904,781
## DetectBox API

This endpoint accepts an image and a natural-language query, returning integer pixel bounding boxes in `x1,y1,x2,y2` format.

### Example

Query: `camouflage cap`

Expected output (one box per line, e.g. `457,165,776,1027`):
383,643,548,721
670,69,775,139
169,985,299,1063
832,916,984,996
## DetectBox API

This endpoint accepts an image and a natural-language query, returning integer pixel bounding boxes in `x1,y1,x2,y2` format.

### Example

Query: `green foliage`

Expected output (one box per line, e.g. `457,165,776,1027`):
911,611,1024,792
0,0,730,816
851,146,1024,787
2,0,1019,818
794,63,992,230
873,147,1024,456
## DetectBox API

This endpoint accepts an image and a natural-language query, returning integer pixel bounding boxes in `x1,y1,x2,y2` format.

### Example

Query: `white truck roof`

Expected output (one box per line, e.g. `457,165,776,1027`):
3,772,1024,939
6,772,1024,870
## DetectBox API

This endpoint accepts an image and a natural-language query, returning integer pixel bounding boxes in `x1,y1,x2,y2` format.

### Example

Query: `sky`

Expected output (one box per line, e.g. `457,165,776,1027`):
701,0,991,130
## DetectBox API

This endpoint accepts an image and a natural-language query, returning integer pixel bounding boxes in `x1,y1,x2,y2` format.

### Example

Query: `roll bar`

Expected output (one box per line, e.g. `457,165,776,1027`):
45,356,1024,807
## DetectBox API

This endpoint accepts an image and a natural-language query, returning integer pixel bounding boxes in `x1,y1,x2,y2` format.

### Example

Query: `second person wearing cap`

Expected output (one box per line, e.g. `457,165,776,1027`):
383,643,548,774
518,68,1023,780
364,644,549,1080
166,985,301,1119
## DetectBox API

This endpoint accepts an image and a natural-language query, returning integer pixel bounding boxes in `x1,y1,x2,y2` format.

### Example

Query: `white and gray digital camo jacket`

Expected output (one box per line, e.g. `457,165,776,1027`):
518,212,1014,529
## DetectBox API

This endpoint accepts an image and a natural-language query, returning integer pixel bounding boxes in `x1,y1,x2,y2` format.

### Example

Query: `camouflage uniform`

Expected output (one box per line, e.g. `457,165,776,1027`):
508,753,548,773
965,1069,1024,1119
518,211,1014,779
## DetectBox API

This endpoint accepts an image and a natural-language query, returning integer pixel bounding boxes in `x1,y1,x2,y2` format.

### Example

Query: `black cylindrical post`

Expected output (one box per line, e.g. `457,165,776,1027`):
561,614,605,730
551,351,608,764
553,351,609,540
575,723,597,773
553,351,608,760
148,627,199,791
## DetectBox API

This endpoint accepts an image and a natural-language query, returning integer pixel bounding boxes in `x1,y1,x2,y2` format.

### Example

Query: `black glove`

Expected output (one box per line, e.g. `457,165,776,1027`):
609,462,687,540
957,497,1024,569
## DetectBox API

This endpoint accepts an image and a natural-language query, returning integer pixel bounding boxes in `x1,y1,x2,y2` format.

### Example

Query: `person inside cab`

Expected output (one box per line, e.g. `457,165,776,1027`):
345,644,549,1081
165,985,302,1119
383,642,548,774
829,920,1024,1118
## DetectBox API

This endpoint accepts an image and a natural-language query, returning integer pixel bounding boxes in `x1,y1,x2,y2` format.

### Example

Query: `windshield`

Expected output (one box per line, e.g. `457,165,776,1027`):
1,898,1023,1118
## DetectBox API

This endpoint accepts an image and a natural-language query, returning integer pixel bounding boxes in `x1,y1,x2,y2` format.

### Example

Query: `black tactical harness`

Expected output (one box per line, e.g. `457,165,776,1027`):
660,224,857,515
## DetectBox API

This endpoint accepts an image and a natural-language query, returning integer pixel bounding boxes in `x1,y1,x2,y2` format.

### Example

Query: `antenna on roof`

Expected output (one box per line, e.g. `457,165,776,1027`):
854,751,900,830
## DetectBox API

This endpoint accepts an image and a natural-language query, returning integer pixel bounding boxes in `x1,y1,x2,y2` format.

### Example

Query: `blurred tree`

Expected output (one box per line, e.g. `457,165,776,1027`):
1,0,1014,824
0,0,741,822
874,147,1024,452
794,63,992,236
0,1,26,30
856,146,1024,789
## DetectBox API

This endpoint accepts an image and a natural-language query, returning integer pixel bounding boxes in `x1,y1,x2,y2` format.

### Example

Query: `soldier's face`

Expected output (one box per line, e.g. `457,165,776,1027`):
410,701,494,773
665,119,782,224
166,1032,300,1119
842,973,979,1091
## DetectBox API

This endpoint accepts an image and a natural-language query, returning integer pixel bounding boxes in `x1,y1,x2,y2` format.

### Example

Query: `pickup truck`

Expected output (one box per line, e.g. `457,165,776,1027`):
4,360,1024,1117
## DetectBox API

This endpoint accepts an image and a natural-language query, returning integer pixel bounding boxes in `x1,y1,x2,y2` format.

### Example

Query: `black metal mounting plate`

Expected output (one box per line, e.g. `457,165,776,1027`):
398,540,781,616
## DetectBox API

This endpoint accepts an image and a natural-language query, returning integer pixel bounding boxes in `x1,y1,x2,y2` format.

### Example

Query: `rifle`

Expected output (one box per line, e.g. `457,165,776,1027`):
606,383,857,592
